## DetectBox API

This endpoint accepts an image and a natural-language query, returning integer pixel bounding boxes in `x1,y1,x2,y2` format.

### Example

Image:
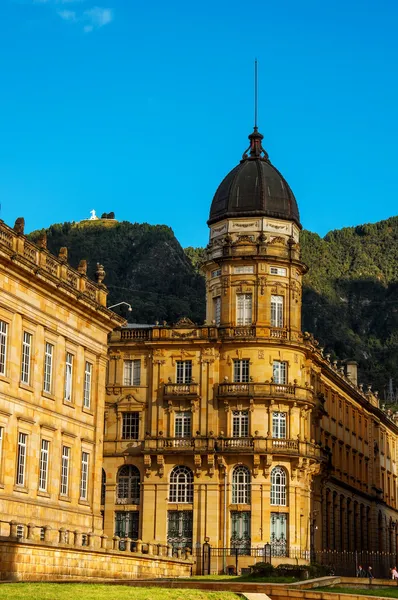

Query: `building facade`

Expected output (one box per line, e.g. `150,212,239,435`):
0,218,124,538
103,127,398,570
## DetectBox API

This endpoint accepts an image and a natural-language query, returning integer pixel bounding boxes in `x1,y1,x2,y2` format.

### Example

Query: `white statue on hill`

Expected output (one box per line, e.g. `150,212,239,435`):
89,209,98,220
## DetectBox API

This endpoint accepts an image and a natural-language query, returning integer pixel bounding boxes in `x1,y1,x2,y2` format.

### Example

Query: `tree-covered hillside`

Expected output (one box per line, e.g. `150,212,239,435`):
30,216,398,396
29,221,205,325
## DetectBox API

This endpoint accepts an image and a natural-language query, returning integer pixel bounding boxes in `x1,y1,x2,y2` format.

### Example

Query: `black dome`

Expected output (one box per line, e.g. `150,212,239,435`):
208,129,300,228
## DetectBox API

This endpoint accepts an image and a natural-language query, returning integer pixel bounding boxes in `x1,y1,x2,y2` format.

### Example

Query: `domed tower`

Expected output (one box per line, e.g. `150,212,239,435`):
203,127,305,339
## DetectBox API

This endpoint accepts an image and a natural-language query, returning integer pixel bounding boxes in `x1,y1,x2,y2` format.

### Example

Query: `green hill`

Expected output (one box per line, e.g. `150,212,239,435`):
30,216,398,396
29,220,205,325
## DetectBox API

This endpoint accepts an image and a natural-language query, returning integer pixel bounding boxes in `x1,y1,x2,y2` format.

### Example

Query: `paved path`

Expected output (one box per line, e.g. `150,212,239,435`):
241,594,272,600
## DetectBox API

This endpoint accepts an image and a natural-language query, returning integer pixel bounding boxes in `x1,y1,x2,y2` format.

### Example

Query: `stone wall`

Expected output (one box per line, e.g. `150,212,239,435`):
0,538,192,582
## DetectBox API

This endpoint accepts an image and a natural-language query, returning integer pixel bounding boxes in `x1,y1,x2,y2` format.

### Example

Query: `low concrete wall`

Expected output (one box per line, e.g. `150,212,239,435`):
0,539,192,582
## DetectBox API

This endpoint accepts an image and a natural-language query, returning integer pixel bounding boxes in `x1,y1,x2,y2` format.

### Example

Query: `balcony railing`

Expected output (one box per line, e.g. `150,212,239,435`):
270,327,288,339
134,436,323,459
164,383,199,396
115,496,140,505
218,382,303,398
217,437,254,450
121,328,152,341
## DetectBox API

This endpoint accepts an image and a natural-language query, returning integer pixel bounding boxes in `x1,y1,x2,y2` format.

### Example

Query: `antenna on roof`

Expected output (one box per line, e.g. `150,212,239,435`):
254,58,258,131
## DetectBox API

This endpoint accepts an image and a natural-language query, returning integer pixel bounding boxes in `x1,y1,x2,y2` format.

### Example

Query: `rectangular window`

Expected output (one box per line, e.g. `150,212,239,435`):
39,439,50,492
232,410,249,438
230,511,251,553
213,296,221,326
175,412,192,438
272,412,287,439
83,362,92,408
16,432,27,486
236,293,252,326
115,511,139,540
271,295,284,328
270,266,287,276
233,359,250,383
270,513,288,555
60,446,70,496
43,342,54,393
21,331,32,384
122,412,139,440
167,510,193,552
273,361,287,384
80,451,89,500
234,265,254,274
123,359,141,386
64,352,73,401
176,360,192,384
211,268,221,278
0,320,8,376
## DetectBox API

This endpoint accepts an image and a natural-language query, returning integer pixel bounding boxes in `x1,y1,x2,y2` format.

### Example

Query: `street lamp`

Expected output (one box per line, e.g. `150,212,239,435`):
108,302,132,312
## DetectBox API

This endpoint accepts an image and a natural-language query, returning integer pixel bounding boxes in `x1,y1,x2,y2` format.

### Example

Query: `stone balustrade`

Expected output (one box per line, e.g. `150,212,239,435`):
0,219,108,308
1,520,189,560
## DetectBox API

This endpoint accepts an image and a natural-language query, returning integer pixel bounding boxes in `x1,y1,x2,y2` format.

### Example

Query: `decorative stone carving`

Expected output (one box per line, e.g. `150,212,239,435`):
263,455,273,478
95,263,106,284
157,455,164,478
174,316,196,328
13,217,25,234
152,349,166,365
37,231,47,249
253,455,260,478
144,455,151,478
194,454,202,477
58,247,68,262
78,260,87,275
207,454,215,477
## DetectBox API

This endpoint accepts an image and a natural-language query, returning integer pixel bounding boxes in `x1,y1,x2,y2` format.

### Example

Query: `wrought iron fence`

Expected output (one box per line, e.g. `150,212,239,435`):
193,544,398,577
314,549,398,578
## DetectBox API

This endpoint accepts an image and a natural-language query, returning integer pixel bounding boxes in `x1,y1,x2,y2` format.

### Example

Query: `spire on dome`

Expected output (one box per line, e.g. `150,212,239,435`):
241,60,269,161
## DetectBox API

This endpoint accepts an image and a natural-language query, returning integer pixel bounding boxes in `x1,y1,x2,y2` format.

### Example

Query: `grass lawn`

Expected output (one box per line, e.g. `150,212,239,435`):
317,587,398,597
0,583,240,600
186,574,297,583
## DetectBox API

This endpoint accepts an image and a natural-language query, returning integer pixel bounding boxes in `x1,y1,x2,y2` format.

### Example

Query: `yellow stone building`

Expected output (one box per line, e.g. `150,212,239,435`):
0,218,124,539
104,127,398,571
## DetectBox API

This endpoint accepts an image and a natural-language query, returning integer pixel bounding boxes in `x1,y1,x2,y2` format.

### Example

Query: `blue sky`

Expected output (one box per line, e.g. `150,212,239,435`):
1,0,398,248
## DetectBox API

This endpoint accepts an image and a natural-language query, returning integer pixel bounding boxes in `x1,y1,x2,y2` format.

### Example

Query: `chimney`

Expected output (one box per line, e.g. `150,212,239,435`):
345,361,358,386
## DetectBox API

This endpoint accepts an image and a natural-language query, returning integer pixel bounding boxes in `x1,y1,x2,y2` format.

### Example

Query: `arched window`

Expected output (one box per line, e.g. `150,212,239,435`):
232,465,251,504
270,466,287,506
169,466,193,503
117,465,140,505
